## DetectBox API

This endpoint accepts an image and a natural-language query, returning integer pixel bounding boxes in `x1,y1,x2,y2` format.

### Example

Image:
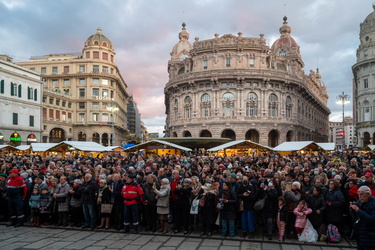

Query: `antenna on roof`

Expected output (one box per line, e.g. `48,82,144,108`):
284,3,287,16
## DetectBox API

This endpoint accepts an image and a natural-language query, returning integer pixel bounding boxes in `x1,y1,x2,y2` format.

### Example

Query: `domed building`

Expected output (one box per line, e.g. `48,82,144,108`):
17,28,131,146
353,4,375,147
165,18,330,147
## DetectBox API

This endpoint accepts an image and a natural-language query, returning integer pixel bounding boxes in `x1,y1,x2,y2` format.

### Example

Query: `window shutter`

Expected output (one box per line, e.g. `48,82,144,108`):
34,89,38,101
0,80,4,93
11,82,14,96
28,87,30,99
18,85,22,97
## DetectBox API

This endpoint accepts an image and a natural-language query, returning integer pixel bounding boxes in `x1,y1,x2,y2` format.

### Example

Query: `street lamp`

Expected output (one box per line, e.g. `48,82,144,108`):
336,92,350,150
107,103,119,146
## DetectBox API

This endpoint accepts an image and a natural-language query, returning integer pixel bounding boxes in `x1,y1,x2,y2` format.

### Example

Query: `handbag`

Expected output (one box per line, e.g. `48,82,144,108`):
254,196,266,211
101,204,113,214
190,197,199,215
70,197,82,208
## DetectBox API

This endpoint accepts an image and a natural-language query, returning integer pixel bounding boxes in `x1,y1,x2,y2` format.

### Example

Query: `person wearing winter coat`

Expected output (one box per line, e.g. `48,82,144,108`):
81,173,97,229
29,188,40,227
237,175,256,238
69,179,83,227
54,176,70,226
198,178,218,237
258,180,278,240
142,174,159,232
284,181,303,238
293,200,312,236
97,179,112,229
39,188,52,227
325,180,345,234
277,196,288,241
218,181,238,238
154,178,170,234
173,178,192,235
307,186,326,232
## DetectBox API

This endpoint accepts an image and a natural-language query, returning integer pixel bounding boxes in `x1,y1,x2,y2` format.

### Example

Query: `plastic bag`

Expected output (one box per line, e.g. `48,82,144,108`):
190,197,199,215
298,219,318,243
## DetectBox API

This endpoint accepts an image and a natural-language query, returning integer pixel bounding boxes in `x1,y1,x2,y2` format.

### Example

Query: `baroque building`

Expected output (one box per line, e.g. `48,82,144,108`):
164,18,330,147
16,28,130,146
0,55,43,146
353,4,375,147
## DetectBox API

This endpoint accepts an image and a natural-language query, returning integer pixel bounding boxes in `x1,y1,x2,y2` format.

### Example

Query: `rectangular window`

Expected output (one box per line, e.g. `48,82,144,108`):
93,65,99,73
79,102,85,109
68,112,72,122
226,58,231,67
55,110,60,120
61,112,66,121
102,103,108,109
79,78,85,84
43,108,47,118
41,67,46,74
52,67,58,73
93,51,99,59
85,51,90,59
79,113,85,122
28,87,33,100
13,113,18,125
49,109,54,118
43,97,46,103
250,58,254,67
102,79,109,85
102,113,109,122
92,88,99,97
52,79,58,86
63,79,70,85
49,98,54,104
110,90,114,98
364,50,368,57
221,82,227,87
68,103,71,108
203,60,208,69
92,113,99,121
63,66,69,73
56,99,60,106
110,68,114,74
0,80,4,94
30,68,35,71
18,85,22,97
62,101,66,107
79,88,85,97
364,79,369,88
111,55,114,62
79,65,85,72
92,102,100,109
92,78,99,84
102,53,108,60
102,66,108,73
102,89,108,98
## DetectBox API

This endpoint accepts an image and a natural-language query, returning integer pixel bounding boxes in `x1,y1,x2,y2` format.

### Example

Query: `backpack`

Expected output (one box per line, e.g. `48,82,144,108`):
326,224,341,242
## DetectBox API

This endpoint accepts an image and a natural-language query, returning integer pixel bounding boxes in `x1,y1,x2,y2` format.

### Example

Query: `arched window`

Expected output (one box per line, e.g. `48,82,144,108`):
184,96,192,119
285,96,292,118
279,49,286,57
174,99,178,120
363,101,370,121
180,54,188,61
268,93,278,117
222,92,235,116
201,93,211,117
246,92,258,117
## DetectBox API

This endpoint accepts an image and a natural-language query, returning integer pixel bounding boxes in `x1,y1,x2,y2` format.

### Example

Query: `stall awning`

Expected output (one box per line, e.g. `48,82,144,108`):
316,143,336,151
365,145,375,151
47,141,109,152
0,145,18,151
207,140,272,152
125,140,191,152
16,145,31,151
30,143,59,152
273,141,322,152
106,146,124,151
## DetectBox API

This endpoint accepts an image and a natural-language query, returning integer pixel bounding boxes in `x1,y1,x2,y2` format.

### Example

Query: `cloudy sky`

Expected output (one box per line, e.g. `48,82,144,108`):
0,0,372,135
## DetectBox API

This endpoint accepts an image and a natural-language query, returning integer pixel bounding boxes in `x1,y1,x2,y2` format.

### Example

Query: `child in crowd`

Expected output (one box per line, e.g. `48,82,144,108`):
39,188,52,227
277,196,288,241
29,188,41,227
293,200,312,237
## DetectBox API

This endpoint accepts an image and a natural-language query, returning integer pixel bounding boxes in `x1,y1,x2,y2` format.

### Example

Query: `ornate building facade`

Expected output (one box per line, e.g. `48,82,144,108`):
353,4,375,147
17,28,130,146
164,18,330,147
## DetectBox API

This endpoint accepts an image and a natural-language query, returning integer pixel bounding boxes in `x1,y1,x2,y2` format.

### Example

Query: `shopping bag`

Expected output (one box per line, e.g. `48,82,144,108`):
190,197,199,215
298,219,318,243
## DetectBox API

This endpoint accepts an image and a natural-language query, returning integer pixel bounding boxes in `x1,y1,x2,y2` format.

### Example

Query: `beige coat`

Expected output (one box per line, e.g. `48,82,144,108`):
155,185,170,215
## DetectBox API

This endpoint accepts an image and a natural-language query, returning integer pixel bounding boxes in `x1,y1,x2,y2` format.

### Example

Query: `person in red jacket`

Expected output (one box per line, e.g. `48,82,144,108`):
349,172,375,201
6,169,27,227
122,174,145,233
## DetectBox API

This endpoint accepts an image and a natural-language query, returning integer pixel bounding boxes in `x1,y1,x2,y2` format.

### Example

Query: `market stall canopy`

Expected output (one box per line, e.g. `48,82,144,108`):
106,146,124,151
207,140,272,152
125,140,191,152
316,143,336,151
16,145,31,151
46,141,109,152
157,137,231,149
273,141,323,152
123,144,136,149
0,145,18,151
30,143,58,152
365,145,375,151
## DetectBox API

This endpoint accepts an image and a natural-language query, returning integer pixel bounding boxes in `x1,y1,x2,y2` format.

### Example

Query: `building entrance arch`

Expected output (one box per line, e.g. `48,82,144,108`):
245,129,259,143
221,129,236,140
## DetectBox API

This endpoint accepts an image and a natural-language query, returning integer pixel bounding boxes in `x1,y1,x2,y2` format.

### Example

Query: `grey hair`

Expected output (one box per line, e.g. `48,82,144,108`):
161,178,170,184
359,185,371,194
74,179,82,184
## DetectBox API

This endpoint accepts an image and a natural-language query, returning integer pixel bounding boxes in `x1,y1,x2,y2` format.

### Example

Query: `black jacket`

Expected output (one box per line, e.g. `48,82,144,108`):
307,193,326,227
82,180,97,204
354,196,375,247
174,186,192,206
324,188,345,223
111,180,124,205
237,183,255,210
278,205,288,222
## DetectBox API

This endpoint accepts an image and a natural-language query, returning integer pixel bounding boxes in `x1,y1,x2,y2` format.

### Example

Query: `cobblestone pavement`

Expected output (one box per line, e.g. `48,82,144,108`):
0,225,356,250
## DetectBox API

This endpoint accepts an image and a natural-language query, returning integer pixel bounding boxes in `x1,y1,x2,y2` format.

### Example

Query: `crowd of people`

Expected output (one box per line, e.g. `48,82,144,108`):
0,150,375,249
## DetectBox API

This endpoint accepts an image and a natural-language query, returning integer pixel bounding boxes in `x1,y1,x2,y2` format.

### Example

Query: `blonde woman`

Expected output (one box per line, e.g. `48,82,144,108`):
154,178,170,234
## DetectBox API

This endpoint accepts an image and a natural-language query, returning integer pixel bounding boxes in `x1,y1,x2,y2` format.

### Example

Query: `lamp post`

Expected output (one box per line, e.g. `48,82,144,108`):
336,92,350,150
107,103,119,146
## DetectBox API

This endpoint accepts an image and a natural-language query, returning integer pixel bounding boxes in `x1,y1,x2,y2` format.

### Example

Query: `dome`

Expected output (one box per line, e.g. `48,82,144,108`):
271,16,299,56
170,23,193,61
85,28,113,50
